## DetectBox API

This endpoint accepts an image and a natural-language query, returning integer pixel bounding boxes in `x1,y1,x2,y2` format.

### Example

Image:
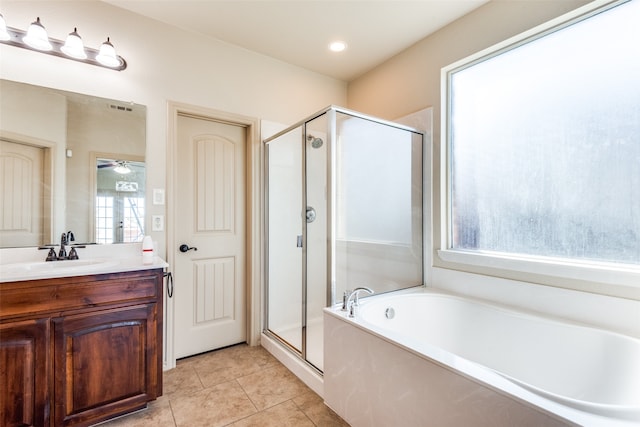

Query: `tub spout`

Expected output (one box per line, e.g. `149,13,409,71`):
346,287,374,318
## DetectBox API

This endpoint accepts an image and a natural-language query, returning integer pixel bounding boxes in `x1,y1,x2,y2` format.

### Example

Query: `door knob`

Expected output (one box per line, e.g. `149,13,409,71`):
179,244,197,253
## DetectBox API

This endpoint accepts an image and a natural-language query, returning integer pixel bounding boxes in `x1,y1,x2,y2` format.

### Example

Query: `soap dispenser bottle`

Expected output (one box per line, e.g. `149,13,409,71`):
142,236,154,264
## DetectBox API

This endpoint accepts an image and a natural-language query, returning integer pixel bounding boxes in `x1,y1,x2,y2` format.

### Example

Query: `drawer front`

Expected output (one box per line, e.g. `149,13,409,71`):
0,270,162,320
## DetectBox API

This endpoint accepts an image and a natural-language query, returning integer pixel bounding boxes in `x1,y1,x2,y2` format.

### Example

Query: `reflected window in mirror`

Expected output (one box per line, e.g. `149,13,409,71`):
96,158,145,244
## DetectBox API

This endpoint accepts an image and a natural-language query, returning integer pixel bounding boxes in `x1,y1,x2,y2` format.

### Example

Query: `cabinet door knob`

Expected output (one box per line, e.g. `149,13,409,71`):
179,244,197,253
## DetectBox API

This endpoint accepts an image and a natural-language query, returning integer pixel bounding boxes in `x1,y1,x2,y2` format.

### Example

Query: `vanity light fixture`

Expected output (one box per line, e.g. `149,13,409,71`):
0,14,127,70
0,14,11,41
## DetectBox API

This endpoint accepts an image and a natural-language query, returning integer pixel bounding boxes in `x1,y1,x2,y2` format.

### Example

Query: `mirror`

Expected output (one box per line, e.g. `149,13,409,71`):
0,79,146,248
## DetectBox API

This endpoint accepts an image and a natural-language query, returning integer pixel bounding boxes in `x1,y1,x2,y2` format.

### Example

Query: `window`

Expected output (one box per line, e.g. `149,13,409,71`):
95,196,114,244
95,194,145,244
441,0,639,290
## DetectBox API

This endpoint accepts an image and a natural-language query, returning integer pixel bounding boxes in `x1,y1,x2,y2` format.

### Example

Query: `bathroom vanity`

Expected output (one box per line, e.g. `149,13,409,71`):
0,267,164,427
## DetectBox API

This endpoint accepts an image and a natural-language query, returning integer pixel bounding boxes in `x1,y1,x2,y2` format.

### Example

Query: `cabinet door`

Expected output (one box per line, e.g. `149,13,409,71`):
0,318,50,427
53,304,160,427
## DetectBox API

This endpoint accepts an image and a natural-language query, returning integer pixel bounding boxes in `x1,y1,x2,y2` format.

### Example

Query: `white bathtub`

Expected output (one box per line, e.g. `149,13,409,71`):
324,288,640,427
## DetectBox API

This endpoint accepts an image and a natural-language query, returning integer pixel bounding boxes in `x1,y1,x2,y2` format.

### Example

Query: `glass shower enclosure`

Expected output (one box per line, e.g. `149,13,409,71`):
264,106,424,373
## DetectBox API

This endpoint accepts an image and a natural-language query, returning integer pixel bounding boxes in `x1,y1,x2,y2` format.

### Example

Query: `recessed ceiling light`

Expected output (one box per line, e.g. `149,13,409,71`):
329,41,347,52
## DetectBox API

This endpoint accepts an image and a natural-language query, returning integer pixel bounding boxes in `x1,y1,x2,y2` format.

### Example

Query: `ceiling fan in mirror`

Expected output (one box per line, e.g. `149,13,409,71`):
97,159,131,175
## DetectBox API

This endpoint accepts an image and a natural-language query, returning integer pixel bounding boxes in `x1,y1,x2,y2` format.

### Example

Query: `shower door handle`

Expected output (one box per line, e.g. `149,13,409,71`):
296,235,303,248
306,206,316,223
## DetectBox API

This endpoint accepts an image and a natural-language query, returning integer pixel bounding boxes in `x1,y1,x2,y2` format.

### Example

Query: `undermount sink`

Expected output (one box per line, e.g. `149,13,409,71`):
0,258,119,277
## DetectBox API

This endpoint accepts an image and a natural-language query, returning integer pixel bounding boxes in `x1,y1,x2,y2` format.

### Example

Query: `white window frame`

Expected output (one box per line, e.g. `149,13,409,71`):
438,0,640,299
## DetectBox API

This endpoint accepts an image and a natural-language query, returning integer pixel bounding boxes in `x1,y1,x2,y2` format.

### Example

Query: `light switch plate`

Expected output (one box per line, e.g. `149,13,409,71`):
152,215,164,231
153,188,165,205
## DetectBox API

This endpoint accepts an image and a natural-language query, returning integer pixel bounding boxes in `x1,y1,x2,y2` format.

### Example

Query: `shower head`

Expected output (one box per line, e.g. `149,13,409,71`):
307,134,323,149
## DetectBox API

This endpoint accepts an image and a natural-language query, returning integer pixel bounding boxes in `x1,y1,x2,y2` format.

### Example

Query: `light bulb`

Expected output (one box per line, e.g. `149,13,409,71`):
0,14,10,41
96,37,122,67
329,41,347,52
61,27,87,59
113,162,131,175
22,17,52,51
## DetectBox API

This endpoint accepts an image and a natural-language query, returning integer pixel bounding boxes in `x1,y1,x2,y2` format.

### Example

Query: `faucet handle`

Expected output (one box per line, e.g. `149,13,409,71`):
39,245,58,262
342,289,352,310
67,245,85,260
349,301,358,318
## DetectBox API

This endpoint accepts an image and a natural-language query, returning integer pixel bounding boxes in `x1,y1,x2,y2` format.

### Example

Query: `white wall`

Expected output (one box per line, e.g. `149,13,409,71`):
0,0,347,258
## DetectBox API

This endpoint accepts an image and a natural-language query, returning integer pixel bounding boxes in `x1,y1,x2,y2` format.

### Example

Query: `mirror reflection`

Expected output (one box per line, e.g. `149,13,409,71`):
96,158,145,244
0,79,146,248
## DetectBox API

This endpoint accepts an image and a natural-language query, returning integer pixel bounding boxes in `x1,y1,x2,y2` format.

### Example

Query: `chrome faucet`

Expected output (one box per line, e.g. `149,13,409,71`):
58,231,77,260
346,287,374,318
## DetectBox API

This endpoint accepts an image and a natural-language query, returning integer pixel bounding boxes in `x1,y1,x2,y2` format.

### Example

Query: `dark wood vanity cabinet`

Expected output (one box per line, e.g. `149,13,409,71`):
0,269,164,427
0,318,50,427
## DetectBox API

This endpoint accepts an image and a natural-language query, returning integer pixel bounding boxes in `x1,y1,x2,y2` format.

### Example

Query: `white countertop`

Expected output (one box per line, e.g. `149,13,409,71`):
0,243,169,283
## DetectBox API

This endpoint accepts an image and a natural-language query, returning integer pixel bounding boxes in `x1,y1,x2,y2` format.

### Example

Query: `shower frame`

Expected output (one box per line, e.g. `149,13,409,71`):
263,105,424,373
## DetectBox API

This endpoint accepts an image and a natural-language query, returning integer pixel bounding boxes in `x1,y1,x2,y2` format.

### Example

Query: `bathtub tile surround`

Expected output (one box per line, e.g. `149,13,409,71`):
324,311,573,427
324,289,640,427
99,344,348,426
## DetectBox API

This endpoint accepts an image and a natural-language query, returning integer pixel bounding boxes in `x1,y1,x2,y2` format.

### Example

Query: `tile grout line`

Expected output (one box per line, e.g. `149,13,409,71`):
167,398,179,427
233,377,261,417
292,398,321,427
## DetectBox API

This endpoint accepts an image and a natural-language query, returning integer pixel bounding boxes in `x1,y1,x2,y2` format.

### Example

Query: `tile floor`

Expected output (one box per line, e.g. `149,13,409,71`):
98,344,349,427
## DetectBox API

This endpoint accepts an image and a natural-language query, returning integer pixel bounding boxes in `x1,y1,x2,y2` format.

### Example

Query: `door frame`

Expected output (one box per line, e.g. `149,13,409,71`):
166,101,262,369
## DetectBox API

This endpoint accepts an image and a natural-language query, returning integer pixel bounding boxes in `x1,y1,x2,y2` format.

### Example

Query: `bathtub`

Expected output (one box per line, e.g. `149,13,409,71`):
323,288,640,427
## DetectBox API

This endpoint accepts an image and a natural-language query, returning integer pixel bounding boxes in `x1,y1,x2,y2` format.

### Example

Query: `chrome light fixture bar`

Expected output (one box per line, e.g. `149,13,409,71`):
0,15,127,71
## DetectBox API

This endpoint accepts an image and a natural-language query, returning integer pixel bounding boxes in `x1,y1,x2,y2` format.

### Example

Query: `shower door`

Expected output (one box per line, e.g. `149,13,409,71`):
266,126,304,353
265,114,328,372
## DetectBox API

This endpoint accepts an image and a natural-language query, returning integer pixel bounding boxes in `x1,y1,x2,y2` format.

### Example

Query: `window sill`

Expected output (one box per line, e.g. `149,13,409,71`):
436,249,640,295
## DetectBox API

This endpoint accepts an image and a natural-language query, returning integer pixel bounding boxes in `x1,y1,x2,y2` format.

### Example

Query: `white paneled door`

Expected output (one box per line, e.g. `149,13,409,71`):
174,114,246,359
0,139,44,247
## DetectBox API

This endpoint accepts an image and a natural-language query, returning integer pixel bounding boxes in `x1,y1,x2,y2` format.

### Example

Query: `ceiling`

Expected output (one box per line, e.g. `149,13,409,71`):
104,0,489,81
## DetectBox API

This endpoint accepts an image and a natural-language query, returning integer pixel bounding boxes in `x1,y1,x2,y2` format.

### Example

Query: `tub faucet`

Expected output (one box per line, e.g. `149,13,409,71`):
346,287,374,318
